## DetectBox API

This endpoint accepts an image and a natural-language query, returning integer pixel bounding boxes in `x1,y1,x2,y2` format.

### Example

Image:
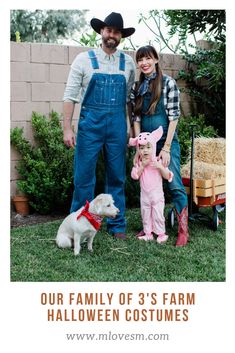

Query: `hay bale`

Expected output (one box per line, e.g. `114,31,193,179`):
181,160,226,180
193,137,226,165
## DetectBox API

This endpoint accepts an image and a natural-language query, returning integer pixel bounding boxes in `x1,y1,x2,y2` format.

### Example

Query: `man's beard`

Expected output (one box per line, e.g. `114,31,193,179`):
102,37,120,49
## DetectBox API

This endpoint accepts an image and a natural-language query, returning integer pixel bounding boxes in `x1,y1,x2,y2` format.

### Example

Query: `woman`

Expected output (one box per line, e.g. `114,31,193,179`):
131,45,189,246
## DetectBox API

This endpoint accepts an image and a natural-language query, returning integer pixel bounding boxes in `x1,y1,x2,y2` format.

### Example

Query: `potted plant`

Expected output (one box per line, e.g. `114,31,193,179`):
10,111,74,215
12,191,30,216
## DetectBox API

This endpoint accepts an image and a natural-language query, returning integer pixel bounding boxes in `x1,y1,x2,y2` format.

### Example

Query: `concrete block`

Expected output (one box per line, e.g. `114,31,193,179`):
11,121,28,131
49,101,81,120
32,83,65,102
11,102,29,121
10,180,17,196
11,147,21,161
180,101,198,117
196,40,213,50
177,79,188,89
161,53,187,70
31,43,68,64
179,91,193,103
49,102,63,115
11,62,31,82
29,102,50,118
31,63,49,82
171,70,180,80
171,55,188,70
69,46,89,64
10,121,34,144
11,62,49,83
11,82,29,101
10,42,30,62
161,54,175,69
50,64,70,83
164,69,174,78
11,102,50,122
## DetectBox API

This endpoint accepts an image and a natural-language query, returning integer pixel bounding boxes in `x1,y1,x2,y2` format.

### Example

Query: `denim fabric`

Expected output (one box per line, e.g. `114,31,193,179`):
70,63,127,233
141,91,188,213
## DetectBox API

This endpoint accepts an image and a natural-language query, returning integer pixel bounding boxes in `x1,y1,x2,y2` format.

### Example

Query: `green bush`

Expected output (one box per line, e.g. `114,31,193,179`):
11,111,74,214
177,114,217,165
125,148,140,208
178,42,225,136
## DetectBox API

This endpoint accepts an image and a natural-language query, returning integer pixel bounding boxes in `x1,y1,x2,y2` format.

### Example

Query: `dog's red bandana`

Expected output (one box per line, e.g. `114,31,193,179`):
76,200,103,230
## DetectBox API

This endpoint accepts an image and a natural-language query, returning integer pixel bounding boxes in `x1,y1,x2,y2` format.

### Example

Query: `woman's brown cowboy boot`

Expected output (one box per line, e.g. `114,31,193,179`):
176,206,189,246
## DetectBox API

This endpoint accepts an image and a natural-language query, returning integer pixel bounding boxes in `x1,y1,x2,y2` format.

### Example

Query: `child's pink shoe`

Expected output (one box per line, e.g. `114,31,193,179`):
136,229,145,238
139,233,154,241
156,233,169,244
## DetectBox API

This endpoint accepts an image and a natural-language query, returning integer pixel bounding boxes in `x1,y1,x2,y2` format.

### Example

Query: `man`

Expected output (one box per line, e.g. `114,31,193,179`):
63,12,136,240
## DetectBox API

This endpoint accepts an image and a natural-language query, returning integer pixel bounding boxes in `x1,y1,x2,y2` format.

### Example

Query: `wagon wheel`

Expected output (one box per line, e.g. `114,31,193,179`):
212,208,219,231
168,208,175,228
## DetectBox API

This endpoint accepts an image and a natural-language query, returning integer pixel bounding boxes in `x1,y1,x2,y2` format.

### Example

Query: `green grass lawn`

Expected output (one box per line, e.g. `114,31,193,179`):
10,206,225,282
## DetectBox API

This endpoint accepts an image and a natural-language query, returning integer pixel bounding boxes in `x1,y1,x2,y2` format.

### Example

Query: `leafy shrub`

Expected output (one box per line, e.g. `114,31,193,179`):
178,42,225,136
11,111,74,214
177,113,217,164
125,148,140,208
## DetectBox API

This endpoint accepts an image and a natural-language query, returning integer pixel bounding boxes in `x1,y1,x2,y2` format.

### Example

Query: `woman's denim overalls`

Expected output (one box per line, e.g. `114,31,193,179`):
71,50,127,233
141,77,188,213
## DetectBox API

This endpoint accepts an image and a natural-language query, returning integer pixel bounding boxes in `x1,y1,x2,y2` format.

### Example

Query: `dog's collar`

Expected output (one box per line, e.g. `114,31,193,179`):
76,200,103,230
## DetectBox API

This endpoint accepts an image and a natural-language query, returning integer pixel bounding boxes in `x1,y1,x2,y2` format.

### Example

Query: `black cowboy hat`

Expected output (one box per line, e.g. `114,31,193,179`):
90,12,135,38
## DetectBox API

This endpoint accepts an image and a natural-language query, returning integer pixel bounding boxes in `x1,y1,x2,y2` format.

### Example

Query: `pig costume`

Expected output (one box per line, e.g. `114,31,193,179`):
129,126,173,242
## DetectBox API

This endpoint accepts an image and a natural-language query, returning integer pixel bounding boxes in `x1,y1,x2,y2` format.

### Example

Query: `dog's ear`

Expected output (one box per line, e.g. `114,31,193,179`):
93,197,103,214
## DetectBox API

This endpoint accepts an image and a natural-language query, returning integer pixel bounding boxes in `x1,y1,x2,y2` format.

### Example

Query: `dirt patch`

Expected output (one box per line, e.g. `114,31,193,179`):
11,210,65,228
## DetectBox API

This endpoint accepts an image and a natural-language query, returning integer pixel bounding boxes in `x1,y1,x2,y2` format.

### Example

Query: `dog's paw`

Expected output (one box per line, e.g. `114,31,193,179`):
88,247,93,252
74,249,81,256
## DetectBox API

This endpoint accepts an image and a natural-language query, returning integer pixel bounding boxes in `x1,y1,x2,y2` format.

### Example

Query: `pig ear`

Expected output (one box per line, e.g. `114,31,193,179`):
129,137,138,146
151,126,163,142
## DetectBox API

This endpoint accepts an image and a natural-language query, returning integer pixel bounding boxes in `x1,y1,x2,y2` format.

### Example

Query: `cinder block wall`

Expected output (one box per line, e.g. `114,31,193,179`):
10,42,195,196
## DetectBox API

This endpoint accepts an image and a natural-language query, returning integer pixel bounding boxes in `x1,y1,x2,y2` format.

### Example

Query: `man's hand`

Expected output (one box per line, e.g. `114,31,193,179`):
63,127,76,148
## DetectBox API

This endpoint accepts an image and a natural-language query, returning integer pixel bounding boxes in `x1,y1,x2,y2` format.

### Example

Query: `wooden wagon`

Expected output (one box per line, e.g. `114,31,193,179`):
168,125,226,231
168,177,226,230
183,177,225,230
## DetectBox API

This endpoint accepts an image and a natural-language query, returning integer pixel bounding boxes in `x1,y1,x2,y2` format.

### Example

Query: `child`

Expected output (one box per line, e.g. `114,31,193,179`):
129,126,173,243
131,45,189,246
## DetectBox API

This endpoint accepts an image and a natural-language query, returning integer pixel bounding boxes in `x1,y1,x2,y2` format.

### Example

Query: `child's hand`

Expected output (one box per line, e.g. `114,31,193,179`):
150,160,163,169
141,156,151,167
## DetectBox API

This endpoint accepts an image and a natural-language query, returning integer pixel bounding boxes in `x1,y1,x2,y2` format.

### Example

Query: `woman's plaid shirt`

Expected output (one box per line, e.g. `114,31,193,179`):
130,74,180,124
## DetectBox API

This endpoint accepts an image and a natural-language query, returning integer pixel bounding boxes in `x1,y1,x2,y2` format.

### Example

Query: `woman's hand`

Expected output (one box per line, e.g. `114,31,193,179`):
158,150,170,168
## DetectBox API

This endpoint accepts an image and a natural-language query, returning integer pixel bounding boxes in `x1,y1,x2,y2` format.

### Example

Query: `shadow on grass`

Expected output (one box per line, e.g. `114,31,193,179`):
10,206,225,282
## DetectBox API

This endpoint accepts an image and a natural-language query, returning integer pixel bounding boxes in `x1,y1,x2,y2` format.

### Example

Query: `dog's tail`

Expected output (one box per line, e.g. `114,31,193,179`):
56,233,73,248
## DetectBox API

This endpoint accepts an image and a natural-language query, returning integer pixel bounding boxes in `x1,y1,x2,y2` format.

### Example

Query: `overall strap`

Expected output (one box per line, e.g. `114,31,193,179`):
119,52,125,71
88,50,99,70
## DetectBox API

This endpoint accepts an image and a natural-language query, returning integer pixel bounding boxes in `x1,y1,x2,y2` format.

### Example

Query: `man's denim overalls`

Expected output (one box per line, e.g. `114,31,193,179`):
71,50,127,233
141,76,188,214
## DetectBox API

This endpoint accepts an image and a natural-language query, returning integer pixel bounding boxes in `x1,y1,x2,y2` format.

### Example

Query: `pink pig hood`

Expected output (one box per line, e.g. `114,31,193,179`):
129,126,163,159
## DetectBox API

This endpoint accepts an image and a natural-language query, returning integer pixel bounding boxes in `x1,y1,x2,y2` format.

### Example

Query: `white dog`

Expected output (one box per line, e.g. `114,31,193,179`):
56,194,119,255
